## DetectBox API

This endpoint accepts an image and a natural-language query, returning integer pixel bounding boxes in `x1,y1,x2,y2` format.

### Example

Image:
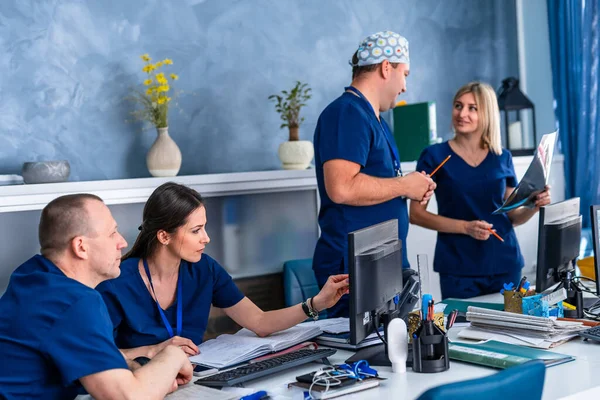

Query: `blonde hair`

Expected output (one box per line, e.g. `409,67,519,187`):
452,82,502,155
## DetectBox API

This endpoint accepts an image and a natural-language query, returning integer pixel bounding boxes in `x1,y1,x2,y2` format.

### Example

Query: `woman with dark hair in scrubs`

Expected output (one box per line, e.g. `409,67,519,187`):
409,82,551,300
97,182,349,358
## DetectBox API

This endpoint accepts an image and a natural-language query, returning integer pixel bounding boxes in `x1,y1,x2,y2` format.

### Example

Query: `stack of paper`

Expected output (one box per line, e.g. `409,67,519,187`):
461,306,586,348
299,317,350,334
300,317,383,350
189,324,322,368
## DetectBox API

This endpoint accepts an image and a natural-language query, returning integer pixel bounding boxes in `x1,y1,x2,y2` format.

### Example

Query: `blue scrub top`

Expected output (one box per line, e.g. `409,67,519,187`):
416,142,524,276
97,255,244,348
313,90,410,280
0,255,127,400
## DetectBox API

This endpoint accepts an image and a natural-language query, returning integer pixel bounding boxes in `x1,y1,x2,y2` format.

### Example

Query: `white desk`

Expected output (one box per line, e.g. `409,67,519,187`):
225,294,600,400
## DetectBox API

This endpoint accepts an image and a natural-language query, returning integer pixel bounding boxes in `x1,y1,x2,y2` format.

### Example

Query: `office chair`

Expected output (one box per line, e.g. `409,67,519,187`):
415,360,546,400
282,258,326,318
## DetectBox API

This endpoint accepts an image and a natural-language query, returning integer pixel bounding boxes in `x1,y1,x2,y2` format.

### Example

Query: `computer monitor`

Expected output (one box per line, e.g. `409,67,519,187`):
346,219,419,366
589,205,600,295
536,198,585,316
536,198,582,293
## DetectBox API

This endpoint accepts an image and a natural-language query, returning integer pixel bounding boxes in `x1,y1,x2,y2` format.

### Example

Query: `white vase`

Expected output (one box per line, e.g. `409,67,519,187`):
278,141,314,170
146,127,182,177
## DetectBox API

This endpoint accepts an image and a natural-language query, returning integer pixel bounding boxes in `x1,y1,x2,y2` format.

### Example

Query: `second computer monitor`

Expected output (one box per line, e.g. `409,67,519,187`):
536,198,582,292
348,219,403,345
589,205,600,295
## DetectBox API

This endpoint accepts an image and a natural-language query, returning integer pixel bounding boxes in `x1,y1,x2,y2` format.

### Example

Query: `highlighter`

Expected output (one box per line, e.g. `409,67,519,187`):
421,294,433,321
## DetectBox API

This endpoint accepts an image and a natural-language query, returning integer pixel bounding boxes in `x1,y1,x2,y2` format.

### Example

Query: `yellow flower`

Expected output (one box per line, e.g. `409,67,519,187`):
142,64,156,73
170,73,179,80
157,97,167,105
140,54,151,62
163,59,173,65
157,85,170,93
155,61,164,68
156,75,168,85
143,79,152,86
145,88,153,96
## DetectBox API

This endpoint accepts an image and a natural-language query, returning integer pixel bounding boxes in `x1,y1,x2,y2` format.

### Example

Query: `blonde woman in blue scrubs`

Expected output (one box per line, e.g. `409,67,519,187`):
98,182,349,358
410,82,551,299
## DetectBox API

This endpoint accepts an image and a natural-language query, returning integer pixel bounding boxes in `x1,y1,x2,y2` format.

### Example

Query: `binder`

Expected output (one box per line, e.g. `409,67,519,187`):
392,101,439,162
448,340,574,369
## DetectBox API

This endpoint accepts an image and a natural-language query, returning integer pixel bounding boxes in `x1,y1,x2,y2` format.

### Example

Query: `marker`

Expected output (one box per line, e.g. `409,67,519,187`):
240,390,269,400
422,294,433,322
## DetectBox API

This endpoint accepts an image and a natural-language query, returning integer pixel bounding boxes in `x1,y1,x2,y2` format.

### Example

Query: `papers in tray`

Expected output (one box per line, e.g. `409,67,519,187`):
189,324,322,369
315,330,382,350
300,317,350,334
457,326,580,349
465,306,586,341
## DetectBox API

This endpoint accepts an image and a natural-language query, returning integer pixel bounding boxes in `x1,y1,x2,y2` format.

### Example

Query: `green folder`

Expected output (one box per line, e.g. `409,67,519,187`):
440,298,504,315
448,340,574,369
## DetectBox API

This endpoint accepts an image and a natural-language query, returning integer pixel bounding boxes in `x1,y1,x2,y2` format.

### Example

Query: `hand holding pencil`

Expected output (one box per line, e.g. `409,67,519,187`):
464,220,503,242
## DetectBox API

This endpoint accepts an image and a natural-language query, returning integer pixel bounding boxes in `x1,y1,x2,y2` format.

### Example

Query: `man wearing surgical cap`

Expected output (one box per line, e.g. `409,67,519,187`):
312,31,436,318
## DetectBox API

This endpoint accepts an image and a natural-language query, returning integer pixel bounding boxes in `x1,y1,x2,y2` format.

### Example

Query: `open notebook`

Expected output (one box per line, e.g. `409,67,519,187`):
189,324,322,368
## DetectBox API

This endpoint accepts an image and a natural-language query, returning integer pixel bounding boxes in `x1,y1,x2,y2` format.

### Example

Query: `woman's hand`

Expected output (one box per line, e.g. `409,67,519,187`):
151,336,199,357
312,274,350,311
464,220,493,241
534,185,551,209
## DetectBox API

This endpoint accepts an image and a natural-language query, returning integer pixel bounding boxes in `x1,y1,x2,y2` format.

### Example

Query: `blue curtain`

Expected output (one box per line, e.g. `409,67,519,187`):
548,0,600,227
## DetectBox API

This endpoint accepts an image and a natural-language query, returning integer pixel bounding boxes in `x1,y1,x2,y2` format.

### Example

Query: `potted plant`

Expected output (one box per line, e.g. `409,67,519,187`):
130,53,182,177
269,81,314,170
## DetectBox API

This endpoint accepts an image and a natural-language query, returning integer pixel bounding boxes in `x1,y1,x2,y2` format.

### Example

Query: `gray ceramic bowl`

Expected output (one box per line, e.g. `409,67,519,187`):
22,161,71,184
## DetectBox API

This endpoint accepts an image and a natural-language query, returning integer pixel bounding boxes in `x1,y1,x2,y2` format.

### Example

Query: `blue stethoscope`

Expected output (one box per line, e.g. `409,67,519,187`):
143,259,182,338
344,86,402,177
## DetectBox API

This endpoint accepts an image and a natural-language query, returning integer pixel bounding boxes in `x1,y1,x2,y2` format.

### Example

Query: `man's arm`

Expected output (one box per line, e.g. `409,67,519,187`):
323,159,435,206
80,345,192,400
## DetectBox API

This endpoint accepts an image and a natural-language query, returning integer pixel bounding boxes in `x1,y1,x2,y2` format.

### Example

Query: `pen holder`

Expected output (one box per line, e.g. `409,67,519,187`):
407,311,444,342
503,290,523,314
412,320,449,373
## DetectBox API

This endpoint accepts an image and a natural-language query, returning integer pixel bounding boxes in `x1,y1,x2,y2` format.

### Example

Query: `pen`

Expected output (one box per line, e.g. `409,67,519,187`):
516,276,527,291
446,309,458,330
429,155,451,177
487,227,504,242
428,299,434,321
240,390,269,400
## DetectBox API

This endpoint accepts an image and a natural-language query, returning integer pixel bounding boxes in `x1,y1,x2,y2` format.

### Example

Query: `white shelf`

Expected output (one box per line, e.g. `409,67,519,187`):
0,169,318,213
0,154,564,214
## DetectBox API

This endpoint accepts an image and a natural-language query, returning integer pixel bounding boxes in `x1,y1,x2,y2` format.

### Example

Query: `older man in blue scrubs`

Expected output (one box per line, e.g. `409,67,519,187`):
0,194,193,400
313,31,436,317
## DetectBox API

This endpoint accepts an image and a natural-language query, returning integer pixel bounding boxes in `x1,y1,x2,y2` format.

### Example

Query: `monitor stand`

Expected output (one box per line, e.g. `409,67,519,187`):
345,310,413,368
345,342,413,368
557,269,584,318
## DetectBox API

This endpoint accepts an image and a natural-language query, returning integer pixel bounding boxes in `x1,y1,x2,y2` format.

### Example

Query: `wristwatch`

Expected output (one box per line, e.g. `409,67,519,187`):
302,299,319,321
133,356,151,367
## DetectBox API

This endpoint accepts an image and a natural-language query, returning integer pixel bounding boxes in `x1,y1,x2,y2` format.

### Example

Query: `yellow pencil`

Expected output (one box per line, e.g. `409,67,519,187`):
430,155,451,177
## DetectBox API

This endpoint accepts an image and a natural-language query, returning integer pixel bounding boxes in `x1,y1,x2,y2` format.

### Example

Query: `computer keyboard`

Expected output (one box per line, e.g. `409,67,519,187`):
194,348,336,387
579,325,600,342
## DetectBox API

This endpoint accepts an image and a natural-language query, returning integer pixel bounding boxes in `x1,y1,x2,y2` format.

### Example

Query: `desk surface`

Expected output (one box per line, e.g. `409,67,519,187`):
236,293,600,400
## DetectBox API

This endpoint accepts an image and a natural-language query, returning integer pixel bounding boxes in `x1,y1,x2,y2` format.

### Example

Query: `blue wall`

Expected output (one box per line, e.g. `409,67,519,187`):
0,0,518,181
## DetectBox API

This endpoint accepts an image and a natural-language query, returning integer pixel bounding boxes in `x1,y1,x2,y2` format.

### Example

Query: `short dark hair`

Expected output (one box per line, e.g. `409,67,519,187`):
39,194,103,257
123,182,204,260
351,50,401,80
